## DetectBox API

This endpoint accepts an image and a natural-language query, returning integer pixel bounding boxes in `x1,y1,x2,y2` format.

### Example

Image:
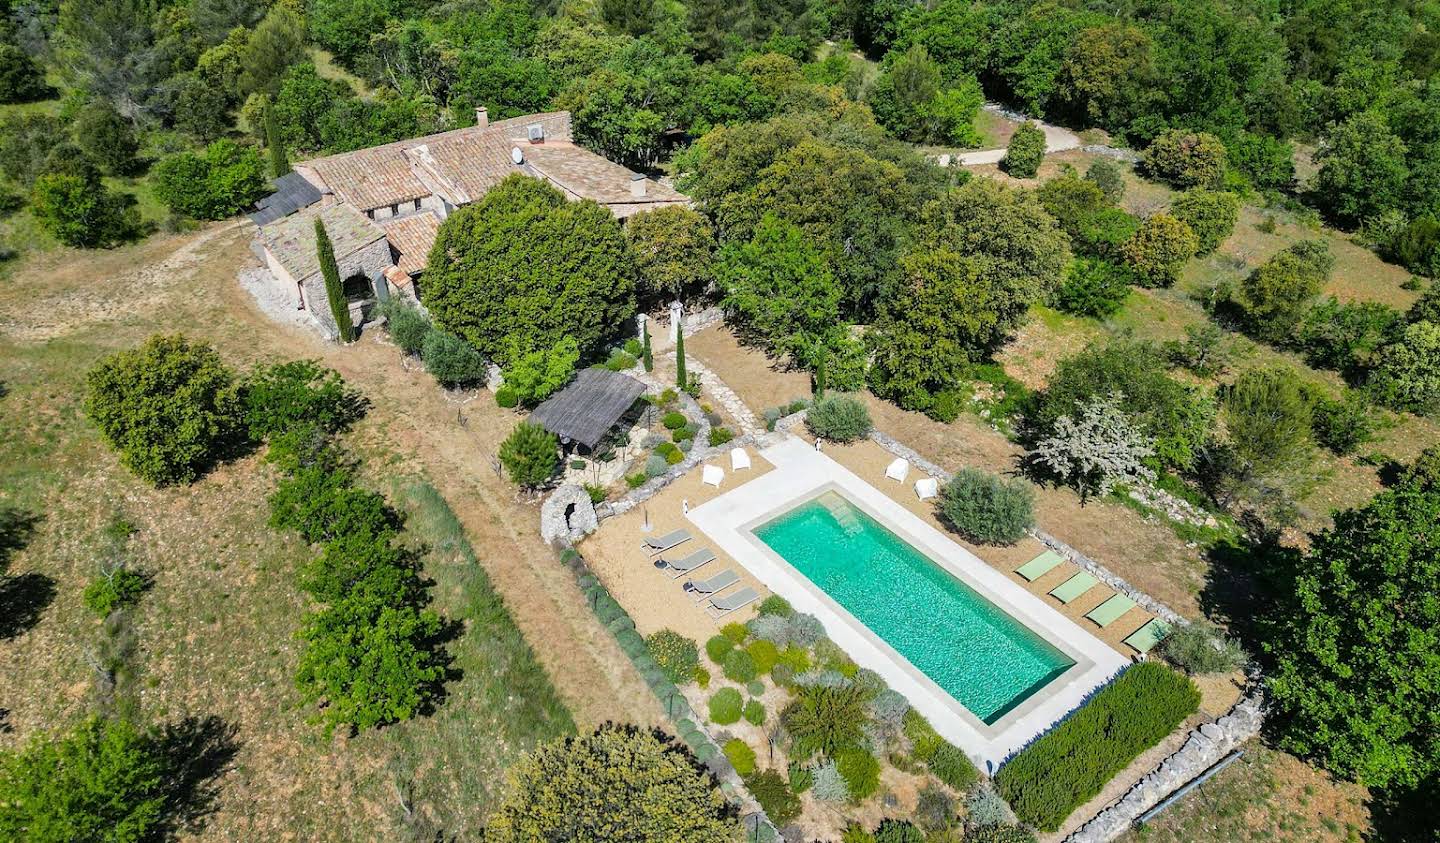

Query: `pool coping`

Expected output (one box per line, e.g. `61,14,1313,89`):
687,437,1129,771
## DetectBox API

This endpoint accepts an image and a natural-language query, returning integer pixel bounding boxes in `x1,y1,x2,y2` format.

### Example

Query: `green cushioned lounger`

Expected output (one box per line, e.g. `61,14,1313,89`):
1123,618,1172,654
1015,550,1065,582
1084,593,1136,628
1049,571,1098,604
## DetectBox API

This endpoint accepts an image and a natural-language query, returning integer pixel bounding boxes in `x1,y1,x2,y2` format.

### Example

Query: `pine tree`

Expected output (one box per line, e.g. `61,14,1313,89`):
315,219,354,342
641,320,653,372
264,98,289,179
674,321,686,389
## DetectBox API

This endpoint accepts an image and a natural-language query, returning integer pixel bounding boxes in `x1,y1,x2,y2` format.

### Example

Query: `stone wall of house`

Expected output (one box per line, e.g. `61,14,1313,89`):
1066,693,1265,843
299,237,396,340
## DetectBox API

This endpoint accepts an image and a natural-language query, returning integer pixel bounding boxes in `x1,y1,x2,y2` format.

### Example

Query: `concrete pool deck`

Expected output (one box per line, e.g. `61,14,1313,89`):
687,436,1130,771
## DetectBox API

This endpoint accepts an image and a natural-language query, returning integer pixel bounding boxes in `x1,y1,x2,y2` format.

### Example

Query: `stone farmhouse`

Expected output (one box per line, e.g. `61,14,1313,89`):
249,108,690,338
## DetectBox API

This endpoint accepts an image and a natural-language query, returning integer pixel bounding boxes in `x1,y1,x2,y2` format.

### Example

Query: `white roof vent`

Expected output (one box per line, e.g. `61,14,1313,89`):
511,147,524,165
527,123,544,144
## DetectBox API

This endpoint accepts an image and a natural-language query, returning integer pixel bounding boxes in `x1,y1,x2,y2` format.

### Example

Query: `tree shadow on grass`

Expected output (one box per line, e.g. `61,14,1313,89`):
1197,534,1301,674
0,506,54,640
153,715,241,840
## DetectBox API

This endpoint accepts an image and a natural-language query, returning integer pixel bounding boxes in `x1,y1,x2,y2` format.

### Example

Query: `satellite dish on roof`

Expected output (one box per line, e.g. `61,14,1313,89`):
511,147,524,165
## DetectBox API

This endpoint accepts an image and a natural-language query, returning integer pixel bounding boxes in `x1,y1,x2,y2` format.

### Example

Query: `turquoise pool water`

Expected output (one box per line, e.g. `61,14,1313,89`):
753,491,1074,724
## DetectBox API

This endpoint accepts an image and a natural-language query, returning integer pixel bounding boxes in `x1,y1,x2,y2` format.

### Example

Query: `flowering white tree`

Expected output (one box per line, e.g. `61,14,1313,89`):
1032,394,1156,501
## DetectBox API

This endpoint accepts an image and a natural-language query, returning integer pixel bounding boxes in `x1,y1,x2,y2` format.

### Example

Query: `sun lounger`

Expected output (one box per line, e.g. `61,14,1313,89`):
885,457,910,483
1123,618,1171,655
657,547,717,578
685,569,739,601
641,528,691,556
915,477,939,500
731,448,751,471
1049,571,1098,604
705,586,759,619
1084,594,1136,628
1015,550,1065,582
702,464,725,488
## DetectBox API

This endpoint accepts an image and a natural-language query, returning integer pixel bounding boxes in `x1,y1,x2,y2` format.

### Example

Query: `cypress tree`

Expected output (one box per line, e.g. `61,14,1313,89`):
315,219,354,342
641,320,653,372
264,99,290,179
674,321,686,389
814,347,827,397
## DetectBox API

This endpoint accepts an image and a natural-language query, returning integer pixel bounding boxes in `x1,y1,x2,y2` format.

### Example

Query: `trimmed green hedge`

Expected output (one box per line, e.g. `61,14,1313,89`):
996,663,1200,831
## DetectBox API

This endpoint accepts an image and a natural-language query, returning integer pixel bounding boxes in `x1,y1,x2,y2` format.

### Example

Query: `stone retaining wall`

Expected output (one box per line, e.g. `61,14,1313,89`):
1066,693,1265,843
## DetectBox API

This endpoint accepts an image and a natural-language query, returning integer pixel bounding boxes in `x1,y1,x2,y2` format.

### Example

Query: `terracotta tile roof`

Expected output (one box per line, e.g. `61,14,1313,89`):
299,112,573,211
379,213,440,276
406,132,518,205
523,141,688,206
260,204,386,282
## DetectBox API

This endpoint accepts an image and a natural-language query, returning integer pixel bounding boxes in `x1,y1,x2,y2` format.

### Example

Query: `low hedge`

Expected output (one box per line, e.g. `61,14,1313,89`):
995,663,1200,831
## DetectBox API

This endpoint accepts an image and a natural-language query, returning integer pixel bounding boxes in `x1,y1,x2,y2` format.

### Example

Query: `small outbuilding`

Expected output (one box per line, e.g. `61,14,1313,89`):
257,203,394,339
529,368,647,453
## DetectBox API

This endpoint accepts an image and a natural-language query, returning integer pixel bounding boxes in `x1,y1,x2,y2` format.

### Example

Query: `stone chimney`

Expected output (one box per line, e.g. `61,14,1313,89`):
630,173,647,198
475,106,489,129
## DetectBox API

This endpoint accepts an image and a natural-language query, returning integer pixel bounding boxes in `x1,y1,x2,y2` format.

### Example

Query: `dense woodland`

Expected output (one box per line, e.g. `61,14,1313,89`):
3,0,1440,839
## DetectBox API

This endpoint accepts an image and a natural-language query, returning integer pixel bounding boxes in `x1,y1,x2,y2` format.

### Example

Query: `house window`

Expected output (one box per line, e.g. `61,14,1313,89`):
389,203,399,216
413,198,422,210
366,208,375,219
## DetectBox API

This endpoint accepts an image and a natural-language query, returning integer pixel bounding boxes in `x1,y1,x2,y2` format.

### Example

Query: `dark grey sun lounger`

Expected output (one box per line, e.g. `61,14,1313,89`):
704,587,760,619
685,569,739,601
641,528,691,556
657,547,717,578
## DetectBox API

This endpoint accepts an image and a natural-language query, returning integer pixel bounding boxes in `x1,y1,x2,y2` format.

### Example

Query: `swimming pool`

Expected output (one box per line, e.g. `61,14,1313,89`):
753,491,1074,724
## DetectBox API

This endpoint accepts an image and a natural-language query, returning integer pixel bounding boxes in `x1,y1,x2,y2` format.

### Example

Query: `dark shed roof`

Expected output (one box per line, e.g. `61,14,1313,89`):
249,172,324,226
529,368,646,450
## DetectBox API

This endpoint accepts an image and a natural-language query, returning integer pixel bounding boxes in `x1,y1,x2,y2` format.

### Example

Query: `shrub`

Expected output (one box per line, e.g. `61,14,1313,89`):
378,298,431,355
721,621,750,644
0,44,47,104
939,469,1035,545
746,639,779,674
928,742,979,791
1141,129,1227,189
995,663,1200,831
757,594,793,617
1078,207,1141,260
72,101,139,176
30,169,140,248
964,827,1036,843
1085,160,1125,203
1309,393,1374,455
723,738,757,776
421,331,488,387
915,785,955,832
782,682,873,757
644,454,668,477
82,567,148,616
842,823,876,843
707,426,734,447
903,709,944,760
482,723,733,842
1160,622,1247,675
0,717,167,842
708,687,743,724
873,819,925,843
723,648,758,683
1054,258,1131,318
1122,213,1198,287
806,394,872,442
776,645,811,674
662,411,688,430
1002,122,1046,179
242,360,362,441
811,759,849,802
788,760,814,793
498,422,558,490
647,630,700,684
495,387,519,408
152,139,268,220
927,389,964,423
1234,240,1335,342
965,784,1016,828
1169,190,1240,255
602,349,637,371
693,666,710,688
743,698,767,725
789,613,825,646
746,769,802,825
84,334,244,486
705,634,733,663
1370,321,1440,416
